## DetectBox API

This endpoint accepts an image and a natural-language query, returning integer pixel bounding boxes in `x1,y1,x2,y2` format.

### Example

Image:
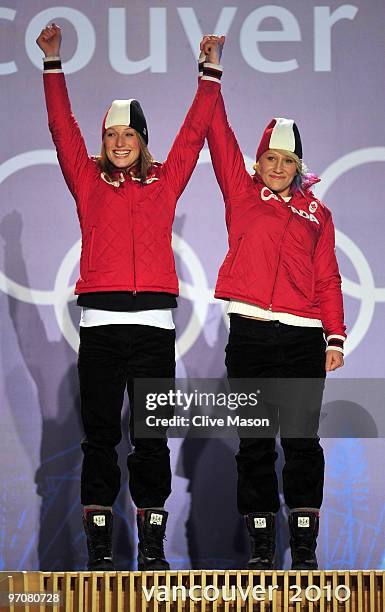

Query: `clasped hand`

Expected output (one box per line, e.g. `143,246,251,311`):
200,35,225,65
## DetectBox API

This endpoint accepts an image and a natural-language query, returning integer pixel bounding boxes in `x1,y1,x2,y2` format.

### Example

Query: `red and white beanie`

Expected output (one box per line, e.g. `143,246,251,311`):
256,118,302,161
102,99,148,144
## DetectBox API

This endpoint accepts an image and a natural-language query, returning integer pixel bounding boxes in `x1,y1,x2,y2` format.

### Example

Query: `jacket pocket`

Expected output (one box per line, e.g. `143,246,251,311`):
162,230,176,274
229,235,245,275
88,226,96,272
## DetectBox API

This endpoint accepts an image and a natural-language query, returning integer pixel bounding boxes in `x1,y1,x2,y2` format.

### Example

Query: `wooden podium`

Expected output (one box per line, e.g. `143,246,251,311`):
1,570,384,611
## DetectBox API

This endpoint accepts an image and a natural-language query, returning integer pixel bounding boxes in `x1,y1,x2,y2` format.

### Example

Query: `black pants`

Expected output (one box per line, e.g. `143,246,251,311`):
78,324,175,508
225,315,326,514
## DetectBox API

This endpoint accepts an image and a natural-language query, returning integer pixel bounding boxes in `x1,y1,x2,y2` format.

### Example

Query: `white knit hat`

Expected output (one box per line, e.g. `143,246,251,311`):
102,99,148,144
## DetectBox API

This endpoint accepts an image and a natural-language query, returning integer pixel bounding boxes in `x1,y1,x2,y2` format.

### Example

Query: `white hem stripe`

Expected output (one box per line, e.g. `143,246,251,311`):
227,301,323,328
201,76,221,83
79,308,175,329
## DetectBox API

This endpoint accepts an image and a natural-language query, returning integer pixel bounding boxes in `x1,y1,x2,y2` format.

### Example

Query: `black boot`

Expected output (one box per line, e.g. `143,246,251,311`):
137,509,170,571
245,512,275,570
83,509,115,571
289,511,319,570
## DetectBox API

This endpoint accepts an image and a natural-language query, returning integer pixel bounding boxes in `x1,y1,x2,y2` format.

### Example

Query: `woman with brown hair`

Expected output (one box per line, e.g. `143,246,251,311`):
36,23,223,571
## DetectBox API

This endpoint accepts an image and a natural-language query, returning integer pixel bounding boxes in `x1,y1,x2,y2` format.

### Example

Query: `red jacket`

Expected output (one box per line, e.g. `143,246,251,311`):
44,72,221,295
208,93,346,339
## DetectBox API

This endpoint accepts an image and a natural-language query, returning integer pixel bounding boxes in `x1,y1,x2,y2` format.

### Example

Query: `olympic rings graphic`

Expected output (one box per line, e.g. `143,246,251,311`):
1,147,384,358
314,147,385,355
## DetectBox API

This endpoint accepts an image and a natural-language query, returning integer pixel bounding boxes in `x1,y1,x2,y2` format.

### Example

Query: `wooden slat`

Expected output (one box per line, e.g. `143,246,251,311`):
2,574,15,612
306,570,313,612
380,571,384,612
271,570,278,611
294,570,302,612
255,570,263,612
223,570,230,612
200,571,207,612
73,571,83,611
343,570,351,612
113,572,120,612
357,572,364,612
141,571,148,612
236,570,242,612
101,572,110,612
318,570,325,612
211,571,218,612
62,572,70,612
283,571,289,611
163,569,171,612
175,570,184,612
53,572,62,612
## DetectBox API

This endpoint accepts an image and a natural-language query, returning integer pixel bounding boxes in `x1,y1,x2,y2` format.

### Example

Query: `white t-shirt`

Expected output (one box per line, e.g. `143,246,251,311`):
79,308,175,329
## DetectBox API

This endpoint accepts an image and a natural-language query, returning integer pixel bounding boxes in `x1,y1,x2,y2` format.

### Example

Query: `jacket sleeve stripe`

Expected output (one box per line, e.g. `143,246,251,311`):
43,59,62,71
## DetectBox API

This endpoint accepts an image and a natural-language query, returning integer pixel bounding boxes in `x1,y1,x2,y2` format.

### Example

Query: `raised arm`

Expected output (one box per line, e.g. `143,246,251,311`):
201,38,253,201
161,38,224,200
36,24,91,212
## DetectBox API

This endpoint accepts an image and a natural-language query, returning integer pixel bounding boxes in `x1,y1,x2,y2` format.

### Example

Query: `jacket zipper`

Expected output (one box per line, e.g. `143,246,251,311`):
229,235,245,275
88,226,96,271
269,213,292,309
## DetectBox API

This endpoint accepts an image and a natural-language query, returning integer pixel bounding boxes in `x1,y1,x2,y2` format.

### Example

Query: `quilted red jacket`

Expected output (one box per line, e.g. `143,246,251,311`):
207,93,346,339
43,72,221,295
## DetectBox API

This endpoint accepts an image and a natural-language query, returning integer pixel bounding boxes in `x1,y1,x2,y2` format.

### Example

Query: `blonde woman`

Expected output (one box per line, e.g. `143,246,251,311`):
201,35,345,570
36,24,223,571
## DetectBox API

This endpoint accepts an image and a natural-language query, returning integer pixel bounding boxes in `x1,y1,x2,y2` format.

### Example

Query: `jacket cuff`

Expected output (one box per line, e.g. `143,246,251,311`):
43,56,62,73
326,334,345,354
201,62,223,84
197,55,223,83
198,51,205,78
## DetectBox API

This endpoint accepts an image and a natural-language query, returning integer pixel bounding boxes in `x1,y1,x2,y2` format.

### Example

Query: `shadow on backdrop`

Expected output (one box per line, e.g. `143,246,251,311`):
320,400,378,438
1,211,134,570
